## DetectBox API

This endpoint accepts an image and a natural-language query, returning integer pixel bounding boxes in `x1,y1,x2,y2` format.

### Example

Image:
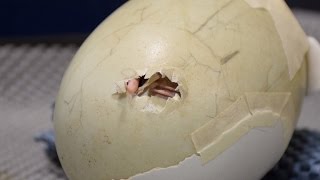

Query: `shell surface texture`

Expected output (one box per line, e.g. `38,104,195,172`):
54,0,309,179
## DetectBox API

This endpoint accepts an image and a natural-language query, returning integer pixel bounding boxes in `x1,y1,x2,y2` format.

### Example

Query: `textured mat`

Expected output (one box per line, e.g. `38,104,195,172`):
264,130,320,180
0,44,78,180
0,9,319,180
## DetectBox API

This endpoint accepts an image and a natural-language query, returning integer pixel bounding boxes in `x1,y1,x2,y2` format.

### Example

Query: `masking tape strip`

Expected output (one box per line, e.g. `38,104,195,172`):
191,92,295,164
244,0,309,80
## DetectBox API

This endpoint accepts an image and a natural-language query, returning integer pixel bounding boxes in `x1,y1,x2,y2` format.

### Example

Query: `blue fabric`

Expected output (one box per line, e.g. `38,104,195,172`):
35,130,61,167
0,0,127,37
287,0,320,11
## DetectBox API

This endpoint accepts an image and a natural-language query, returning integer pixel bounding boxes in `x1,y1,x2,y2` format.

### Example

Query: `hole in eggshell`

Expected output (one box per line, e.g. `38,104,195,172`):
138,75,148,88
126,72,181,100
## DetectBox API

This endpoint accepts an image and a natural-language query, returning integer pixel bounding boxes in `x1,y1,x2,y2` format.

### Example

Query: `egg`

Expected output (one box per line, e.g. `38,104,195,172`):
54,0,310,179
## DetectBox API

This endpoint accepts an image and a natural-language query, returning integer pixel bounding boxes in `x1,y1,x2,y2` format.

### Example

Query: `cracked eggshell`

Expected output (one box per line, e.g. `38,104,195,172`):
54,0,308,180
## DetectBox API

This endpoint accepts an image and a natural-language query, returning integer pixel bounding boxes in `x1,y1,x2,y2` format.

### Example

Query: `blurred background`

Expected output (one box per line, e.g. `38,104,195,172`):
0,0,318,42
0,0,320,180
0,0,127,43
